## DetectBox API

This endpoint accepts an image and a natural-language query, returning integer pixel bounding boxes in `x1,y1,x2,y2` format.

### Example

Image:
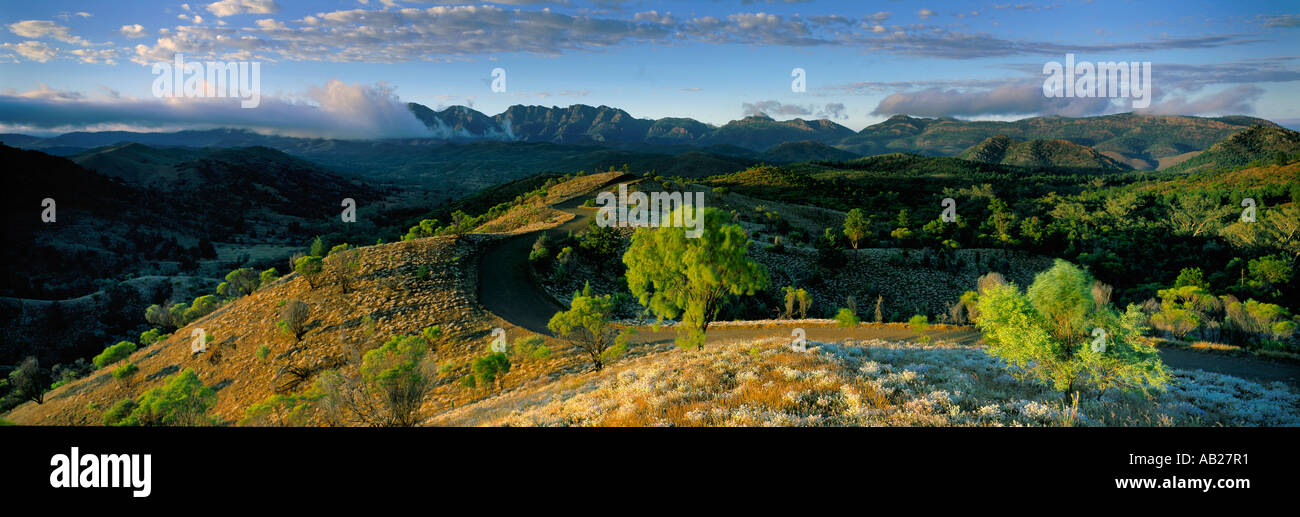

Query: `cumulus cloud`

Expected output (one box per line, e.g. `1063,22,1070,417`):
1,41,58,63
870,82,1117,117
7,20,88,45
918,9,938,20
205,0,281,17
0,80,432,139
120,24,148,38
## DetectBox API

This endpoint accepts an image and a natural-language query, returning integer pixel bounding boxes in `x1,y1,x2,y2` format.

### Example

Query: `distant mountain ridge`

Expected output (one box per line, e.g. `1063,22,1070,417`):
2,106,1281,171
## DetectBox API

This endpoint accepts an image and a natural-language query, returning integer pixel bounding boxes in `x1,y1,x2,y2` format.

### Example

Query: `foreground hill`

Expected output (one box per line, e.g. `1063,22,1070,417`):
1163,125,1300,174
958,135,1130,170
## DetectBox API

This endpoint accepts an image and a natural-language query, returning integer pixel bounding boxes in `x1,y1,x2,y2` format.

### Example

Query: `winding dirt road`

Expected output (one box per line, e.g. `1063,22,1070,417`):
476,183,1300,386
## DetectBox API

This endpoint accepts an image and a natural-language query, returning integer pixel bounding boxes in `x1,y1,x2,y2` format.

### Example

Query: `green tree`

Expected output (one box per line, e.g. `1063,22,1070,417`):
259,268,280,288
974,260,1169,405
309,235,327,257
471,353,511,389
93,341,138,369
315,335,437,427
239,392,320,427
548,283,620,370
834,308,860,328
223,267,260,298
112,363,139,387
294,255,325,287
623,206,769,348
842,208,870,249
139,328,167,346
9,356,49,404
909,314,931,343
1174,267,1210,290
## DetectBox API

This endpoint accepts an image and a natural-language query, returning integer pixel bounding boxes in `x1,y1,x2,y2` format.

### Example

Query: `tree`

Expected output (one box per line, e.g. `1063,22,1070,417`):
974,260,1169,405
294,255,324,287
834,308,860,328
623,206,769,348
1174,267,1210,290
548,283,620,370
259,268,280,288
278,299,310,342
842,208,870,249
112,363,139,388
309,235,327,257
224,268,260,298
909,314,931,343
471,353,511,388
144,303,175,330
316,336,437,427
93,341,138,369
9,356,49,405
326,248,363,293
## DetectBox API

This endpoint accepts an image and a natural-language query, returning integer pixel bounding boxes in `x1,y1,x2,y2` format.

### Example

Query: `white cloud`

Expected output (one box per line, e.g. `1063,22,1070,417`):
120,24,148,38
7,20,89,45
205,0,281,17
0,41,58,62
918,9,938,20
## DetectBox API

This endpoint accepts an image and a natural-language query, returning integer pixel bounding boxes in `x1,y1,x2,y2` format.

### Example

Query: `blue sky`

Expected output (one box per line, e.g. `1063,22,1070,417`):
1,0,1297,137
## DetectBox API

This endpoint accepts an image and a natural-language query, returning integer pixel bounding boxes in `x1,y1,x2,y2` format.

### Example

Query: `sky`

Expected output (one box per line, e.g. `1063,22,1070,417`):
0,0,1297,137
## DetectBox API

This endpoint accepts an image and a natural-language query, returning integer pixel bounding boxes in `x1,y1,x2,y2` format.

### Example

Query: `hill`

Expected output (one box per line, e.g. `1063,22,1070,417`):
762,140,860,163
1163,125,1300,174
958,135,1130,170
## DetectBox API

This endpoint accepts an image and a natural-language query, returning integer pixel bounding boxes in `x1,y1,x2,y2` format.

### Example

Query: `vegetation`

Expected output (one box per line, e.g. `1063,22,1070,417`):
315,335,437,427
624,206,769,348
93,341,137,369
103,369,216,426
277,299,310,342
548,283,620,370
974,260,1170,405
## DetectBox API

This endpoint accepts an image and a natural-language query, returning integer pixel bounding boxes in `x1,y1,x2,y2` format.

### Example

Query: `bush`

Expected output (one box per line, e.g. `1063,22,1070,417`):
255,345,271,361
294,256,325,287
315,335,437,427
8,356,49,405
278,299,310,342
975,260,1169,404
834,308,860,328
548,283,619,370
309,236,327,257
239,392,319,427
223,267,260,298
421,325,442,343
511,335,551,361
112,363,139,386
109,369,216,426
259,267,280,288
471,353,511,388
139,328,168,346
909,315,930,343
93,341,138,369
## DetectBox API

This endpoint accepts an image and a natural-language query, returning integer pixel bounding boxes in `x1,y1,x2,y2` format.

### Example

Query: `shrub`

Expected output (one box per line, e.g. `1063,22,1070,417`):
255,345,271,361
421,325,442,344
139,328,167,346
309,235,327,257
93,341,138,369
834,308,860,328
182,295,219,323
294,256,325,287
259,267,280,288
239,392,320,427
548,283,619,370
909,315,931,343
144,304,176,330
278,299,310,342
223,268,260,298
315,335,437,427
112,363,139,386
102,399,138,426
8,356,49,405
974,260,1169,405
511,335,551,361
111,369,216,426
471,353,511,388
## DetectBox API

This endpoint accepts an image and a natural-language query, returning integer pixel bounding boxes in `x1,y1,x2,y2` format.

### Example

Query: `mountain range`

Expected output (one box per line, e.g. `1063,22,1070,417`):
2,104,1277,174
